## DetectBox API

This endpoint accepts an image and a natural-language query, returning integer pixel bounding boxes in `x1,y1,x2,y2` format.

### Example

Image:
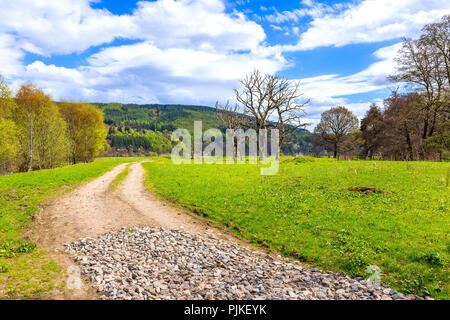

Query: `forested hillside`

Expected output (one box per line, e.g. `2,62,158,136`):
95,102,314,156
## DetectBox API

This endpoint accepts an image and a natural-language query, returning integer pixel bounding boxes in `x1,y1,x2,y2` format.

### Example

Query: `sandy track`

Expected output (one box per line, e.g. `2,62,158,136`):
117,162,222,235
32,161,240,299
31,162,414,300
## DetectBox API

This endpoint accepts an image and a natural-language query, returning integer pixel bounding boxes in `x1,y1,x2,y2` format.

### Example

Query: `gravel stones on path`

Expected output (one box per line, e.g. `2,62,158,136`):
65,227,410,300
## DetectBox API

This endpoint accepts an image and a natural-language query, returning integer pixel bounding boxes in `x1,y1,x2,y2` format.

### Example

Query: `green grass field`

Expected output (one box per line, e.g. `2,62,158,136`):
143,156,449,299
0,157,133,298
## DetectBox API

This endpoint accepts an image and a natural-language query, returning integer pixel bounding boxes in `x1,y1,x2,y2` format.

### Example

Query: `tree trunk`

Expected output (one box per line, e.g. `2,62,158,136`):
333,143,338,159
422,111,429,140
429,109,438,137
405,127,414,161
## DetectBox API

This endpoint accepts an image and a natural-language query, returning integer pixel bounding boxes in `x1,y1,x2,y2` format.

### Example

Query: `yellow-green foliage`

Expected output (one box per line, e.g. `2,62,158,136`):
0,76,19,166
59,102,108,164
143,157,450,299
0,119,18,163
1,77,110,173
13,83,70,171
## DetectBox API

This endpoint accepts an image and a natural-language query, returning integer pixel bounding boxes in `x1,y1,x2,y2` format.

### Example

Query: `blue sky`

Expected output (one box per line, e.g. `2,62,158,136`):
0,0,449,128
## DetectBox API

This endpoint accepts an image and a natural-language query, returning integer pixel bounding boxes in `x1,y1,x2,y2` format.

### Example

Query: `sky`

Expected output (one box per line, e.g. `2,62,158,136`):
0,0,449,129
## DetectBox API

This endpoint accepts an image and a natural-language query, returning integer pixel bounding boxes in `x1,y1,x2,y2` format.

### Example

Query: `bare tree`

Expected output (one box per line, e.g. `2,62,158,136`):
215,101,245,160
234,70,309,160
421,15,450,84
270,79,309,159
390,15,449,141
234,70,277,161
313,106,359,159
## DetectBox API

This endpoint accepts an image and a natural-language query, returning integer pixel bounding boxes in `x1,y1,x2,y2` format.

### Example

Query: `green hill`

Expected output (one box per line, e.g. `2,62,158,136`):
93,102,314,155
95,103,226,132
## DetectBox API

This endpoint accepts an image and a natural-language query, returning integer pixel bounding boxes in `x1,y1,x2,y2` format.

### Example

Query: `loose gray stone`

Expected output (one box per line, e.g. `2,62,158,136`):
64,227,420,300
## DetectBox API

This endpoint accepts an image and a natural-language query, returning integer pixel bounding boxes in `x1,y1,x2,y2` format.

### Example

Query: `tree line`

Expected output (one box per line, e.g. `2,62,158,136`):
216,15,448,162
314,16,449,161
100,103,188,132
107,127,173,155
0,80,107,173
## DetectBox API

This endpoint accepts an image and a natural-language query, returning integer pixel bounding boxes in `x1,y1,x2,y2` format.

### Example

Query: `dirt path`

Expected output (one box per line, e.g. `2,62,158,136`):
32,162,252,299
32,161,413,300
117,162,225,235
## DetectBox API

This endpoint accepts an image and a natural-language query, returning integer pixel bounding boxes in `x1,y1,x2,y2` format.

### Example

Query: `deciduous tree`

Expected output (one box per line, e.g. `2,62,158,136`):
234,70,278,161
234,70,308,160
216,101,244,160
14,83,69,170
313,106,359,159
59,102,107,163
271,79,309,160
0,76,15,119
0,76,19,172
390,15,449,142
0,119,18,170
360,104,384,159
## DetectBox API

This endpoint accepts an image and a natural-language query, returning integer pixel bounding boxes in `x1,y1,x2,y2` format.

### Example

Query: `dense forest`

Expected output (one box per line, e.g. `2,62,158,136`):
95,102,314,157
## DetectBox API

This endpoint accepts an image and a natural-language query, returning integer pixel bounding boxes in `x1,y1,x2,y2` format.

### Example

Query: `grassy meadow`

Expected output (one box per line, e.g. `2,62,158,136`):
143,156,449,299
0,157,134,298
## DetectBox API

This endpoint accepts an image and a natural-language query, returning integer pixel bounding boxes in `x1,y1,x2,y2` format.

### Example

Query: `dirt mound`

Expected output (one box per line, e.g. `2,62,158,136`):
348,186,391,195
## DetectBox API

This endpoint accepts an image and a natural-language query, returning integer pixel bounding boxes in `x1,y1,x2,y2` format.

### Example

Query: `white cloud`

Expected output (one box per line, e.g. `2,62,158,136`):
0,0,266,56
1,0,285,104
300,43,401,98
270,24,283,31
21,40,285,105
297,43,402,129
87,41,284,79
131,0,266,52
0,0,136,55
0,0,448,123
0,34,24,77
266,8,309,24
265,0,336,24
284,0,450,51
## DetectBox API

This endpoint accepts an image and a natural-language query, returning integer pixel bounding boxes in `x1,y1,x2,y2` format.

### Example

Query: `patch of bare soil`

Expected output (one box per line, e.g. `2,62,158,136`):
348,186,391,194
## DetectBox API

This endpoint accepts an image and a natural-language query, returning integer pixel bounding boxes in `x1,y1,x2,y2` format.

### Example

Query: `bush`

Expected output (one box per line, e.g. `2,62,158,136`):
146,151,158,157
